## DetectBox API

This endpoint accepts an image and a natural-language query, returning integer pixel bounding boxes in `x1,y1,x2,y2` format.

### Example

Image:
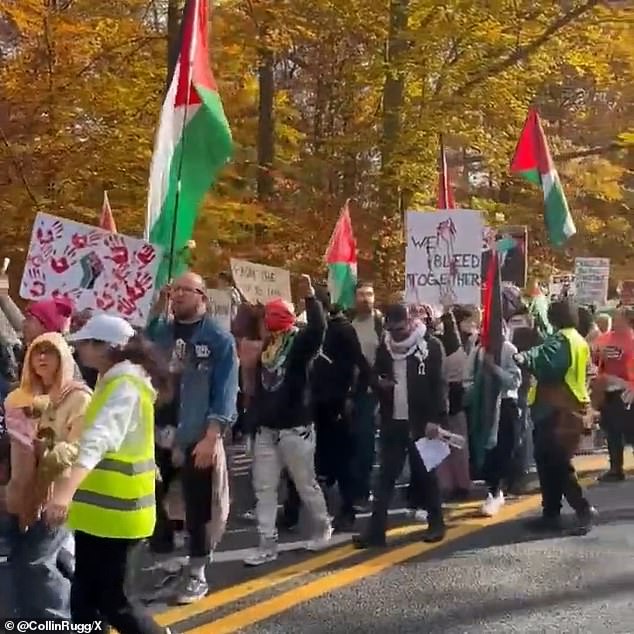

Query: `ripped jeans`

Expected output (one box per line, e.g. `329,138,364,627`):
7,516,73,619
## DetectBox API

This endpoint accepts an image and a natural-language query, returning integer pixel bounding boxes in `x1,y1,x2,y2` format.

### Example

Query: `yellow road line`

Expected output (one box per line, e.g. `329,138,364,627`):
186,494,545,634
158,452,612,628
157,522,431,626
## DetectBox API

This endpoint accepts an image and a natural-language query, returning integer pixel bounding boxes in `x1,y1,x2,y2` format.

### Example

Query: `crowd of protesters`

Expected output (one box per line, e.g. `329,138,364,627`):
1,268,633,632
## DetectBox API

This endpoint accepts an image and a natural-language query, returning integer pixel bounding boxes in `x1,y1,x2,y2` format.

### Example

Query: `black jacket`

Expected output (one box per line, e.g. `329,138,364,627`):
374,334,447,437
310,312,370,405
249,296,326,431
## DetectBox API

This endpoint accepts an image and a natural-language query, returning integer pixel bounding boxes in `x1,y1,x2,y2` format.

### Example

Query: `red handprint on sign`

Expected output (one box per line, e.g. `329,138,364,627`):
117,296,137,317
96,284,117,311
50,246,77,275
52,287,81,302
26,267,46,298
70,231,101,251
36,220,63,246
125,271,153,301
104,235,129,268
135,244,156,268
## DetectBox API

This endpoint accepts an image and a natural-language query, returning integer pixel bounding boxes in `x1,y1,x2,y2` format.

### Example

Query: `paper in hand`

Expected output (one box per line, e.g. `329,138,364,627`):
415,437,450,471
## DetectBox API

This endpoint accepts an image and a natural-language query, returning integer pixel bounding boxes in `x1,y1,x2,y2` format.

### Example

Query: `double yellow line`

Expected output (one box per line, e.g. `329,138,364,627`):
156,454,613,633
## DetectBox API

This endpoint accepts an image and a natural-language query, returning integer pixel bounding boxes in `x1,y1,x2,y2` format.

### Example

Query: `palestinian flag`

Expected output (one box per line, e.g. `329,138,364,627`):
511,109,575,247
146,0,232,286
99,190,117,233
471,250,504,471
325,200,357,310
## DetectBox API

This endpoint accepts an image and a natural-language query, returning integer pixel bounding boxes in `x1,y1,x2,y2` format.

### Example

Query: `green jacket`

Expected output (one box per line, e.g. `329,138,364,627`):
523,331,571,423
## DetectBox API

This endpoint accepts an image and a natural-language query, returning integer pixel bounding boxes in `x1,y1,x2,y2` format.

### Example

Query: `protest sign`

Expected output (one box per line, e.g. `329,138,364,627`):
481,225,527,289
208,289,232,330
619,280,634,306
20,213,161,325
405,210,483,307
549,272,575,299
574,257,610,306
230,259,292,304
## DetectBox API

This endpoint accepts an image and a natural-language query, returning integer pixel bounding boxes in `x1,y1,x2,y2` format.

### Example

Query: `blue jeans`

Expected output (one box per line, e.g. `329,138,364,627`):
7,516,72,619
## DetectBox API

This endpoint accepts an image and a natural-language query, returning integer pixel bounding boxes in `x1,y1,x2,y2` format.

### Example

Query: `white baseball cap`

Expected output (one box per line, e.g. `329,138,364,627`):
68,314,135,347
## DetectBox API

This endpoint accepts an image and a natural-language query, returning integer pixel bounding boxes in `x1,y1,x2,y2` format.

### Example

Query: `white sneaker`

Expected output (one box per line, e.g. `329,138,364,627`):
244,539,278,567
406,509,428,523
481,491,505,517
305,525,333,552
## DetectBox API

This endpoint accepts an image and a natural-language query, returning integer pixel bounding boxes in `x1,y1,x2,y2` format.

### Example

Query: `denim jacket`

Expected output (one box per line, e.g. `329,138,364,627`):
147,315,239,448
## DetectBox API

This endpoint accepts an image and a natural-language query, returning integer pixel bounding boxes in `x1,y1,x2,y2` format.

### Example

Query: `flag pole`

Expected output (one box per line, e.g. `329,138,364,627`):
167,0,198,282
439,133,449,209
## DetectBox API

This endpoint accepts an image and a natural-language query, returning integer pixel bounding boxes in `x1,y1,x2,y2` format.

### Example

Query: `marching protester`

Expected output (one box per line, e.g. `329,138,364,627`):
147,271,239,604
310,288,370,532
435,307,472,500
5,332,91,619
354,303,447,548
514,299,596,534
350,281,384,507
44,315,169,632
244,274,332,566
465,324,522,517
592,307,634,482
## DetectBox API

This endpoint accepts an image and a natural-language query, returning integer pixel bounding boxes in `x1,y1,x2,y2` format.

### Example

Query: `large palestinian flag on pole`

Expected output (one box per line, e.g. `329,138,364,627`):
325,200,357,310
146,0,232,286
510,109,575,247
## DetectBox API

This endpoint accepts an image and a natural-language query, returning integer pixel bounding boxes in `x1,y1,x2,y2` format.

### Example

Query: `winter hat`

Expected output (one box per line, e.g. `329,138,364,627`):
26,298,74,333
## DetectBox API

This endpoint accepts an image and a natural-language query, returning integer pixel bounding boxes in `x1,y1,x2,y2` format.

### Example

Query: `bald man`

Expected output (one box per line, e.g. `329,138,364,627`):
147,272,239,605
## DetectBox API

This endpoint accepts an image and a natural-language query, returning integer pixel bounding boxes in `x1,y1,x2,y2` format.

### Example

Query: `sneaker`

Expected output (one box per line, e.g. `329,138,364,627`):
571,506,598,536
481,491,505,517
175,576,209,605
305,525,333,552
240,509,256,522
244,539,278,567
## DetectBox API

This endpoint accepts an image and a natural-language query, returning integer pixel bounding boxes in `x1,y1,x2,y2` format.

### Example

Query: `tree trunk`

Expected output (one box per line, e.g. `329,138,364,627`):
167,0,182,67
257,48,275,200
376,0,409,290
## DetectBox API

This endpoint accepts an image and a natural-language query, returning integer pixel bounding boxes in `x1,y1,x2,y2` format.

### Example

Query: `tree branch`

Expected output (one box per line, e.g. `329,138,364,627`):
448,141,627,169
451,0,602,100
0,124,40,206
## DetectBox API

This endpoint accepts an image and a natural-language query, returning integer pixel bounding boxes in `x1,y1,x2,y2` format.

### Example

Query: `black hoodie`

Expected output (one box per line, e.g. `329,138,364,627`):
310,311,370,405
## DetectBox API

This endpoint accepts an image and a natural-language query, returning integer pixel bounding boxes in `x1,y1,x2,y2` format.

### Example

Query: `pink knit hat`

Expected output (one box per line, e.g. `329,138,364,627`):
26,298,74,333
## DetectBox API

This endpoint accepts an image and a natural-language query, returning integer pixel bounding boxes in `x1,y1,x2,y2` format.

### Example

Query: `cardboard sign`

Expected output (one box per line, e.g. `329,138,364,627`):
549,273,576,299
20,213,161,325
405,210,484,307
230,259,292,304
574,257,610,306
208,289,232,331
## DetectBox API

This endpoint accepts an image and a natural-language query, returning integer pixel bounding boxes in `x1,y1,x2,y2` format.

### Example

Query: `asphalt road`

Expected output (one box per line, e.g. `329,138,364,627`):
4,449,634,634
151,451,634,634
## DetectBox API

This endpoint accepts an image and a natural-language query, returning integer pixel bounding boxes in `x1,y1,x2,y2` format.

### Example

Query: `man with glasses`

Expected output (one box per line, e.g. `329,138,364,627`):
147,272,239,605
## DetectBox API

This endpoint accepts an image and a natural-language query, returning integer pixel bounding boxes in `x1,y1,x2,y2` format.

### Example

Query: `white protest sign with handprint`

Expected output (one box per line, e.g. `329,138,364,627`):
20,213,162,325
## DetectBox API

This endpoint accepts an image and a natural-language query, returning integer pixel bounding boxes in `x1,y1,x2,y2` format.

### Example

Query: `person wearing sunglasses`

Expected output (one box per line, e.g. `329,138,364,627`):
146,272,238,605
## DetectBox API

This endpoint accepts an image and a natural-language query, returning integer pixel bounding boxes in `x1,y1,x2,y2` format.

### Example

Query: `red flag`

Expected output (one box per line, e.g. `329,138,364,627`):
480,250,503,362
100,190,117,232
437,136,456,209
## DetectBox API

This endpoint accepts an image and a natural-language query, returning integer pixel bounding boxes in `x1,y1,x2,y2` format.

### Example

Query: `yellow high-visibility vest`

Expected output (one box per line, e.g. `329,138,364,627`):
67,374,156,539
559,327,590,404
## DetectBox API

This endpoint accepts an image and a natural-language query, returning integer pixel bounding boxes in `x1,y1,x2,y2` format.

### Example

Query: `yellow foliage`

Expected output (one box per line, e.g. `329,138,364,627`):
0,0,632,292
